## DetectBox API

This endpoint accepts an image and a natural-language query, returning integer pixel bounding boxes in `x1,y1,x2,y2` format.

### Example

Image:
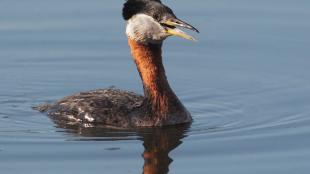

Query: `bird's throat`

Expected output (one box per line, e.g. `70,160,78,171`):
128,39,183,117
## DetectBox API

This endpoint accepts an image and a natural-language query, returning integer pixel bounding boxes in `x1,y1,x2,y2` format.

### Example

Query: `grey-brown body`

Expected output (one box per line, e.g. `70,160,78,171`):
35,88,191,128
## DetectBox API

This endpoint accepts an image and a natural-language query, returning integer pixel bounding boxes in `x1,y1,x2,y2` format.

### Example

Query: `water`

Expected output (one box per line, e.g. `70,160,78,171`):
1,0,310,173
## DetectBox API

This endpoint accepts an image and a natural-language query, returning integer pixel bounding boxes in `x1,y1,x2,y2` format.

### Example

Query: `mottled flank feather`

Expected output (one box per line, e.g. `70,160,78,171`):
35,88,145,128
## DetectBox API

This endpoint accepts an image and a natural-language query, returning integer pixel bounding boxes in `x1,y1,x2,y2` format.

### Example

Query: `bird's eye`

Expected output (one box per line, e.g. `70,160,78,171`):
153,14,160,20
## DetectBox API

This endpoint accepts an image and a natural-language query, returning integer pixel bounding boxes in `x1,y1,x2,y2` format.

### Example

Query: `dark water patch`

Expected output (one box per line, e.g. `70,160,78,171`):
104,147,121,151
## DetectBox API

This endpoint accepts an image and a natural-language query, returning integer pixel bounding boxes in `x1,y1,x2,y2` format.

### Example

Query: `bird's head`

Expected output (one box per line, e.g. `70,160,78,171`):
123,0,199,44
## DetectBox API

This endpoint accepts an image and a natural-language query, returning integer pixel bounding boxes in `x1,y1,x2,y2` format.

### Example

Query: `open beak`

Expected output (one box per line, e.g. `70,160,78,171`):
162,18,199,41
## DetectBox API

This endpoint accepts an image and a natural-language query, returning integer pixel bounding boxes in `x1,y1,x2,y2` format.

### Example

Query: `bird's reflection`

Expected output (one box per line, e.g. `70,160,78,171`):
53,121,190,174
141,125,189,174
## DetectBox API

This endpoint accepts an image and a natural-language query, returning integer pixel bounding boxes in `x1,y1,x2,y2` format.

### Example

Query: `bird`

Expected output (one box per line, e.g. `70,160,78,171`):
35,0,199,128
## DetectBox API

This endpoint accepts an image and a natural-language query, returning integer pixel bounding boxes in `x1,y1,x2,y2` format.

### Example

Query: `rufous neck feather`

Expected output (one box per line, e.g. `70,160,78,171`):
128,38,181,117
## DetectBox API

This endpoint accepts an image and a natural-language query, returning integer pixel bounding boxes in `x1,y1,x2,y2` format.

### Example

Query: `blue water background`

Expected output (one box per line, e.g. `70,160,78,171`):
1,0,310,173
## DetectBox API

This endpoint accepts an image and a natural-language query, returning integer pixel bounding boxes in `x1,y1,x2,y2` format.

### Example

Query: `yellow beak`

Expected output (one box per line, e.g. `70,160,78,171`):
166,28,197,41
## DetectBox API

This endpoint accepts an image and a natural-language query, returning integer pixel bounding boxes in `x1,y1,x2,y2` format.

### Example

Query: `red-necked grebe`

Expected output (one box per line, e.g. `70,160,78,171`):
35,0,199,128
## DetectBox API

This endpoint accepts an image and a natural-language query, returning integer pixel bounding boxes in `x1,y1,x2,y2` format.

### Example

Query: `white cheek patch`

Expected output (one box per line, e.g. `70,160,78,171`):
126,14,167,43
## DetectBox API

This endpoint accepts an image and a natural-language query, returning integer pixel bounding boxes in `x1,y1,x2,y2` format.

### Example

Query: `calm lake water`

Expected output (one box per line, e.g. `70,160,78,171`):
1,0,310,173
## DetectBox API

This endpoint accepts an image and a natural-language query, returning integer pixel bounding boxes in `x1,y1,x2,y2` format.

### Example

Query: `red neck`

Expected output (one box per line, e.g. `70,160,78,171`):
128,39,183,117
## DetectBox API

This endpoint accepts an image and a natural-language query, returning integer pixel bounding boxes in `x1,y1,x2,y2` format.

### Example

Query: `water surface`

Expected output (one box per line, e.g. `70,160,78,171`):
1,0,310,173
